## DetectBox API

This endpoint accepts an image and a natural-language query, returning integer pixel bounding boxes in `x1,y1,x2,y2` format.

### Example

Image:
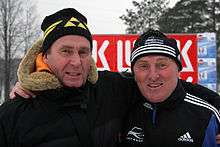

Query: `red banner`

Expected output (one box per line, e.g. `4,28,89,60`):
92,34,198,83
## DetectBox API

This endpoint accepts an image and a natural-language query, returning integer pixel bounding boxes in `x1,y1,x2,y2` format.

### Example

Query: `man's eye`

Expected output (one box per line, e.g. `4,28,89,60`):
79,50,90,58
140,65,147,68
79,51,86,54
61,49,68,52
61,49,72,54
62,50,68,53
137,64,149,70
158,63,168,69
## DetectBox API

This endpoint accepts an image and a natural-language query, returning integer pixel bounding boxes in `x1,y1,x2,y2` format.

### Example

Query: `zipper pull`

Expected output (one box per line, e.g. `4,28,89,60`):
152,105,157,127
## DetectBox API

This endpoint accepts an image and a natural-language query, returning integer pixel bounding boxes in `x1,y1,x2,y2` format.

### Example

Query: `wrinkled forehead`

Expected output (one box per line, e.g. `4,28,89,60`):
52,35,91,48
136,55,172,62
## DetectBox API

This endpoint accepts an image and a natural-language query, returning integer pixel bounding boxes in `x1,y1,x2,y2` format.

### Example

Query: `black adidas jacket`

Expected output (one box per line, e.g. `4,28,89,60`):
121,80,220,147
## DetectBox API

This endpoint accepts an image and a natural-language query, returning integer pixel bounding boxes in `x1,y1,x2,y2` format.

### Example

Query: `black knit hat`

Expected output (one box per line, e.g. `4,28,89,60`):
130,29,182,71
41,8,92,53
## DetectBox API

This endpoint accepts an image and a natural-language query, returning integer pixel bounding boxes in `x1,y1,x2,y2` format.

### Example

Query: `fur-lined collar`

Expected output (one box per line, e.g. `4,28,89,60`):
17,38,98,91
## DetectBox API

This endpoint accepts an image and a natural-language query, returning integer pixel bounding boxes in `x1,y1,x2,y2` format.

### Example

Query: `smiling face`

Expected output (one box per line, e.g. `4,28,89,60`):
133,55,179,103
44,35,91,88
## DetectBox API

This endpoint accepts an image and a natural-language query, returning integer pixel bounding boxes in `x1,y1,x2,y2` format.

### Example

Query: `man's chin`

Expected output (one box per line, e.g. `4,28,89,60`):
147,95,165,103
63,81,84,88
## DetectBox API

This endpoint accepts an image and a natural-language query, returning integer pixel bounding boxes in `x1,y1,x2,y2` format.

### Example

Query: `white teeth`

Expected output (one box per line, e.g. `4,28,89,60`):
66,72,80,76
148,83,163,88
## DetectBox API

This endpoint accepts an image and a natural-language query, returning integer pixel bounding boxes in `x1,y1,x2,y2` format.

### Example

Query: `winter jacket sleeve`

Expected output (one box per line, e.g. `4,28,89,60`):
0,102,11,147
0,98,22,147
0,121,7,147
181,79,220,110
202,115,220,147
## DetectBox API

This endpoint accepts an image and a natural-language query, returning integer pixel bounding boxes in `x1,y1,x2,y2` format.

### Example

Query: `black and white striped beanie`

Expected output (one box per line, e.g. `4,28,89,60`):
130,29,182,71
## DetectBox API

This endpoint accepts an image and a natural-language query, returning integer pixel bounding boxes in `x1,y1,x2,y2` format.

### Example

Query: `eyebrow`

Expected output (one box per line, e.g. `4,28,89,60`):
137,57,170,62
60,45,73,49
156,57,171,61
60,45,90,50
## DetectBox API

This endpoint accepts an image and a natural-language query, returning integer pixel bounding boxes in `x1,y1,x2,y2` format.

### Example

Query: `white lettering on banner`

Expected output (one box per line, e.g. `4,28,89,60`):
93,38,195,75
92,40,98,63
177,40,194,72
117,40,133,72
92,40,110,71
185,76,193,82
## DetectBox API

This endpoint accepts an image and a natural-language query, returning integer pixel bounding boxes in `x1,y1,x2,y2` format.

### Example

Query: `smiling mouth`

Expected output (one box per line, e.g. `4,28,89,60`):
147,83,163,88
66,72,81,77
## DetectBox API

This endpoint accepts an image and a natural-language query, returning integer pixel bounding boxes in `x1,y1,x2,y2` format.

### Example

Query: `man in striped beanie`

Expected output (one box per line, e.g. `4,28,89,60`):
121,29,220,147
130,29,182,72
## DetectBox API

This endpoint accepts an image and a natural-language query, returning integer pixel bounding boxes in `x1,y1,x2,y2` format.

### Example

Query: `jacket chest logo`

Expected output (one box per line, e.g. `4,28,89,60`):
177,132,194,143
126,126,144,143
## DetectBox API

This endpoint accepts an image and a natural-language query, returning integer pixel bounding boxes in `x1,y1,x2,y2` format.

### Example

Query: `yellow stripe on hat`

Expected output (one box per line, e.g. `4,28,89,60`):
64,17,78,27
78,23,87,30
64,21,77,27
69,17,79,23
44,17,89,40
64,17,88,30
44,20,63,39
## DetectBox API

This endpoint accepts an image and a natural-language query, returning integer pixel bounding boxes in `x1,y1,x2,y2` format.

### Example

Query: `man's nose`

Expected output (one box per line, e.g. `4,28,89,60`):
148,66,159,81
69,54,81,66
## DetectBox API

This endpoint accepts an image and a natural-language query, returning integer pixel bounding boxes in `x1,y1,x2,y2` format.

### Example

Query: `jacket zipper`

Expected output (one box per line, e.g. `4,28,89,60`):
152,104,157,127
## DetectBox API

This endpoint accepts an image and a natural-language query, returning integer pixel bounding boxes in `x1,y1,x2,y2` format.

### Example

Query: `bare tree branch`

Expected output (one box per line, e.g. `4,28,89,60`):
0,0,40,100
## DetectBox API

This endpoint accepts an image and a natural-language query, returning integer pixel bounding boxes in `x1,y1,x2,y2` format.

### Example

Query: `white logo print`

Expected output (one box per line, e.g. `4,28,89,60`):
178,132,194,143
126,126,144,143
143,102,153,110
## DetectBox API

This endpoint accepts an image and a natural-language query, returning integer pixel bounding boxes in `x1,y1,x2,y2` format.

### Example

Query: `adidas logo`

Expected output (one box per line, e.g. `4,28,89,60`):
177,132,194,143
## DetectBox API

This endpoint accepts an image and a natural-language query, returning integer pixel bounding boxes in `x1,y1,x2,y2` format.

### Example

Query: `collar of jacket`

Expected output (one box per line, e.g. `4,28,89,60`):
139,79,186,110
37,81,94,110
17,38,98,92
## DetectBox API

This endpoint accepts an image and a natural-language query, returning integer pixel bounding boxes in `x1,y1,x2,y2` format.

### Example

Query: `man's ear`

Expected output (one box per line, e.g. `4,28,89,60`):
133,73,137,82
43,54,48,64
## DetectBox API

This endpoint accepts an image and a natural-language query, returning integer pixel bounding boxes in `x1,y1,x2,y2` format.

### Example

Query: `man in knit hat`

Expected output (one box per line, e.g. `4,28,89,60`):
121,29,220,147
0,8,135,147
